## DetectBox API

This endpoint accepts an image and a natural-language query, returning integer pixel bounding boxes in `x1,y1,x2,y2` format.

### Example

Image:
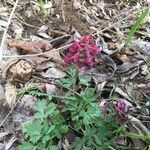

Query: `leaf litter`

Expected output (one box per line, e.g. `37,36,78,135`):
0,0,150,149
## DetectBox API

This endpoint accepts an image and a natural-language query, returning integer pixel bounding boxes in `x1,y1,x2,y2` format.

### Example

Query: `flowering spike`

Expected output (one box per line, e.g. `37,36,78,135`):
64,35,101,68
114,99,133,124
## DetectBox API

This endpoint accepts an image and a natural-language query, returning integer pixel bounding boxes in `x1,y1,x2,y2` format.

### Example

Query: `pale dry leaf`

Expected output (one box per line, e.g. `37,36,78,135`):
5,136,17,150
36,61,55,71
13,111,31,124
37,25,52,39
20,94,36,110
5,82,17,107
62,138,70,150
97,81,107,92
0,132,8,140
43,50,64,63
115,87,132,102
0,84,5,101
100,38,117,55
128,123,145,149
41,68,66,79
132,39,150,56
46,84,57,94
128,115,150,136
0,143,5,150
0,20,8,27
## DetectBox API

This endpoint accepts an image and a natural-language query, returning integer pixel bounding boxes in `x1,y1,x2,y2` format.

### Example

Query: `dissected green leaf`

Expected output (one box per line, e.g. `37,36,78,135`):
68,66,77,77
59,78,73,89
81,88,97,102
79,75,92,86
18,141,36,150
24,120,42,143
45,103,57,116
33,100,47,114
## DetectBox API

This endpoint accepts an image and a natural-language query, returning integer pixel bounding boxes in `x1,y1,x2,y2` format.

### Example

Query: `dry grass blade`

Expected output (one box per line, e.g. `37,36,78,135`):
126,8,150,45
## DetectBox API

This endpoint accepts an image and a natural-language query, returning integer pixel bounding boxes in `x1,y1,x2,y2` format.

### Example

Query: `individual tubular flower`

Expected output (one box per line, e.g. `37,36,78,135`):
64,35,100,67
114,99,133,124
99,99,109,113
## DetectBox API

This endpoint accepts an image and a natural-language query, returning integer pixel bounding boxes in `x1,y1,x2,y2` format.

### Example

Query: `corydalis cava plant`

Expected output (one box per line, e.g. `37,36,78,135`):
64,35,101,67
100,99,133,124
114,99,133,124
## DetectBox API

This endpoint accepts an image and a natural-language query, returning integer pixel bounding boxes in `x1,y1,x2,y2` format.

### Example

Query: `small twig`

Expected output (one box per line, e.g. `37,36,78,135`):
2,43,71,58
0,0,20,62
72,67,78,96
0,94,23,127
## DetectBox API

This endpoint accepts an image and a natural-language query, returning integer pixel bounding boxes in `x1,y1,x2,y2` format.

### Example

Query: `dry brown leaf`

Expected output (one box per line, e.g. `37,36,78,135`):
5,82,17,107
6,39,52,54
8,60,33,81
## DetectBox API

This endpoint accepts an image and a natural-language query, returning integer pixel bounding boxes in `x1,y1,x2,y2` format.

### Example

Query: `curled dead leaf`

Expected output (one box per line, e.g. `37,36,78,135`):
6,39,52,54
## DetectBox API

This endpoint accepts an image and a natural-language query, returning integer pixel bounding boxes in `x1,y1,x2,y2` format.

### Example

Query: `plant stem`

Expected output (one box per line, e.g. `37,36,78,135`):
72,67,78,96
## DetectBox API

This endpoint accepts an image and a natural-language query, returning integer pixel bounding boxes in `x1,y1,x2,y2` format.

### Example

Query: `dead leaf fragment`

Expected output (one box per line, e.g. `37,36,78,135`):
43,50,64,64
46,84,57,94
9,60,32,81
20,94,36,110
0,132,9,140
5,82,17,107
0,84,5,101
5,136,17,150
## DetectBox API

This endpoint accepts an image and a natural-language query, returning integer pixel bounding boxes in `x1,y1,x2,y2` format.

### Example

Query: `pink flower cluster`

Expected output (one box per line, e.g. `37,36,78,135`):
100,99,133,124
64,35,100,67
114,100,133,124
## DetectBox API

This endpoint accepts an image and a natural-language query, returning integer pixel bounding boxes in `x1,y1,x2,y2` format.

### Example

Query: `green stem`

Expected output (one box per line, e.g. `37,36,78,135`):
124,132,150,141
72,67,78,96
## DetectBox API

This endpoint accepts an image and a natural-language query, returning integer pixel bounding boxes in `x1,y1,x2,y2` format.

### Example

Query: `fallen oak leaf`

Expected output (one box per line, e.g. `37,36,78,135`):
6,39,52,54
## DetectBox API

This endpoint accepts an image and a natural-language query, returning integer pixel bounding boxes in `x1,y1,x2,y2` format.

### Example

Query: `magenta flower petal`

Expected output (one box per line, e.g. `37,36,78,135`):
64,34,101,68
114,99,133,124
